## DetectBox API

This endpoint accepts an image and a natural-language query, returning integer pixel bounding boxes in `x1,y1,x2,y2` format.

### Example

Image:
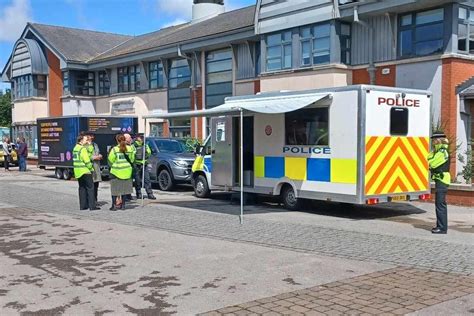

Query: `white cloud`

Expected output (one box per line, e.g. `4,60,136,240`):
0,0,32,42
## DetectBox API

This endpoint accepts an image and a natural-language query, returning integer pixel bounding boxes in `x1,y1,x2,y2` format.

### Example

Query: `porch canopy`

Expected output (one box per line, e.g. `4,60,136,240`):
142,91,332,224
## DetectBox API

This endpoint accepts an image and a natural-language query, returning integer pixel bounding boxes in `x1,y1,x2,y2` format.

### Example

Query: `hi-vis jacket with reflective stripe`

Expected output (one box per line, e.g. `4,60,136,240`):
108,145,135,179
427,143,451,186
73,144,93,179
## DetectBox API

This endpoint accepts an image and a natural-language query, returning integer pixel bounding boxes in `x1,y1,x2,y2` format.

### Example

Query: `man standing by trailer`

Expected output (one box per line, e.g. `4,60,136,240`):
73,135,99,211
132,134,156,200
428,131,451,234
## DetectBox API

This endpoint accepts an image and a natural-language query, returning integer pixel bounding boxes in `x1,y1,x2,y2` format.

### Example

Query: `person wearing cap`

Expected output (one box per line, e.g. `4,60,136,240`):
427,131,451,234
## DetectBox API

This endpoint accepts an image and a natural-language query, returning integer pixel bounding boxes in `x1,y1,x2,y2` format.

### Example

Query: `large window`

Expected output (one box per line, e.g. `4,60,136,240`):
285,107,329,146
13,75,32,99
98,71,110,95
399,8,445,58
458,7,474,53
206,49,233,108
118,65,140,93
75,71,95,96
149,61,164,89
168,59,191,89
35,75,47,97
266,31,292,71
300,23,331,66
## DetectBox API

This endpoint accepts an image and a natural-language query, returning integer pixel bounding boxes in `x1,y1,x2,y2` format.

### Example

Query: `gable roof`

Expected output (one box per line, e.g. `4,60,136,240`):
28,23,132,63
90,5,256,63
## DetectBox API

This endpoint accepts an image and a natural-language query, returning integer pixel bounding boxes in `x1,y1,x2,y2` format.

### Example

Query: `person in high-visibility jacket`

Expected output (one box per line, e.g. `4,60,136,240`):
132,135,156,200
108,134,135,211
428,131,451,234
73,135,99,211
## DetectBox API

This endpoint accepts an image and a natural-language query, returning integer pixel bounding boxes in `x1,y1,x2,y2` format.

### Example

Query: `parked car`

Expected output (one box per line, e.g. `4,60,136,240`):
146,138,196,191
0,143,18,167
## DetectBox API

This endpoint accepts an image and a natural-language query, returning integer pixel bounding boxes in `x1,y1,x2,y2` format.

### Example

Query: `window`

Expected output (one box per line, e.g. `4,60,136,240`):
390,108,409,136
266,31,292,71
63,71,69,95
98,71,110,95
149,61,164,89
206,49,233,108
118,65,140,93
339,23,351,64
300,23,331,66
35,75,47,97
285,107,329,146
75,72,95,96
13,75,32,99
168,59,191,89
399,8,445,58
458,7,474,53
150,123,164,137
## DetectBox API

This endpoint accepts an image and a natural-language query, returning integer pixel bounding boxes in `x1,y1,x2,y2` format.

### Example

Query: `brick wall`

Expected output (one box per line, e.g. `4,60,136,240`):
254,79,261,94
441,58,474,175
46,49,63,117
352,65,396,86
190,87,203,139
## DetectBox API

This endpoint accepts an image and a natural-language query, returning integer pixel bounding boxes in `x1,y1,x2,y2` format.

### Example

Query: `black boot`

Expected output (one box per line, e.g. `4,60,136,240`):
147,191,156,200
109,196,118,211
136,189,142,200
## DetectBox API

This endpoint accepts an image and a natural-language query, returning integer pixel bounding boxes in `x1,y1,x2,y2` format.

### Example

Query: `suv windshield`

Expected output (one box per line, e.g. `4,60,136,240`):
153,139,190,153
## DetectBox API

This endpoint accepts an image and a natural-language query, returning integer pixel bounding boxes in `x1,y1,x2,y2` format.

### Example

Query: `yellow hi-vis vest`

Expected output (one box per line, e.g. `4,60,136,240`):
73,144,93,179
108,145,134,179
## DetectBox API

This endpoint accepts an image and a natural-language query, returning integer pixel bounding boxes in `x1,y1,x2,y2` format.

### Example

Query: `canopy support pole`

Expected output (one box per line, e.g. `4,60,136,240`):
142,119,147,207
239,108,244,225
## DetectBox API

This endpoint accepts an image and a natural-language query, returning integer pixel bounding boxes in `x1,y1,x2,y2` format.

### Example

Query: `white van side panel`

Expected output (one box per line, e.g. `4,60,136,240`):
253,91,359,197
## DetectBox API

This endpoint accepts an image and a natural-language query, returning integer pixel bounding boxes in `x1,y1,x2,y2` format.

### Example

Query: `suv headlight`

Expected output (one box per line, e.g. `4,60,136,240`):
172,160,188,168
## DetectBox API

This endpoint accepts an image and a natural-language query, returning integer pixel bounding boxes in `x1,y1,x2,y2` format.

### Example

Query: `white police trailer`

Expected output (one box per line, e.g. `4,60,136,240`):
144,85,432,220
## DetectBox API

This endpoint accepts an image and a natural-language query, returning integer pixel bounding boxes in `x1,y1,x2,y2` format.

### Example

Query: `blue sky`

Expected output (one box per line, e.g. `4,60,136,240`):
0,0,256,92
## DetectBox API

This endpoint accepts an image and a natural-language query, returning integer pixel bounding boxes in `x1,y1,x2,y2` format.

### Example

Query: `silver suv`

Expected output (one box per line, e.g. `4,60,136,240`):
146,138,195,191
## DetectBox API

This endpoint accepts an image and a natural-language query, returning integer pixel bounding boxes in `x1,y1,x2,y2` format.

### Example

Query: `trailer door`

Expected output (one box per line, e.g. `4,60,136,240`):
211,116,234,188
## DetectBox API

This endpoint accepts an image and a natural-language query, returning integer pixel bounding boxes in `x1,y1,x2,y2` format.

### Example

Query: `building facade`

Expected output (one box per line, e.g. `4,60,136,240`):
1,0,473,181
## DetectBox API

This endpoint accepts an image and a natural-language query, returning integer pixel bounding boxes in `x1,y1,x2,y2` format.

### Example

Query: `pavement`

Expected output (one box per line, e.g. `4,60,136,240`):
0,167,473,315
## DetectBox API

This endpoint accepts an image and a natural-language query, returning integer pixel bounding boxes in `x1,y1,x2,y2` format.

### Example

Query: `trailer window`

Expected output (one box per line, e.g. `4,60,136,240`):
285,108,329,146
390,107,409,135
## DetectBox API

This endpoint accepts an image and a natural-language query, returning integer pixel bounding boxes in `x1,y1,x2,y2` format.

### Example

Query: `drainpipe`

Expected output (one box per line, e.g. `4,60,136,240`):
178,45,199,138
354,6,376,85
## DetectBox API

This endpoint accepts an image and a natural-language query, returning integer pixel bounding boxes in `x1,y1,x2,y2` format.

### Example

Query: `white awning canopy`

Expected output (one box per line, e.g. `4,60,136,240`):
144,92,332,119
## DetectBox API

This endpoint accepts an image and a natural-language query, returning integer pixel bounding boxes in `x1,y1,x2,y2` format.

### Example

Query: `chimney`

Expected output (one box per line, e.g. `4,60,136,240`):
192,0,225,23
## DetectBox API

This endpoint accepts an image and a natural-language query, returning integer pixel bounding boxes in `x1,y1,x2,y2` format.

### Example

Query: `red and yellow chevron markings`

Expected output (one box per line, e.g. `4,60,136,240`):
365,136,429,195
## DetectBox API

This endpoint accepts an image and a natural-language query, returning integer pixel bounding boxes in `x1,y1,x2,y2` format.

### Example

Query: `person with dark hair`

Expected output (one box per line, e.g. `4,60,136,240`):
132,134,156,200
73,134,99,211
17,137,28,172
108,134,135,211
428,131,451,234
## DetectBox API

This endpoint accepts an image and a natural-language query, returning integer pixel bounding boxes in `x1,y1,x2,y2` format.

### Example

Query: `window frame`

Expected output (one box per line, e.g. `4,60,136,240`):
149,61,164,90
265,30,293,72
284,106,330,147
118,65,140,93
398,7,445,58
98,71,110,96
74,71,95,96
206,49,233,108
62,71,69,95
300,22,331,67
458,6,474,54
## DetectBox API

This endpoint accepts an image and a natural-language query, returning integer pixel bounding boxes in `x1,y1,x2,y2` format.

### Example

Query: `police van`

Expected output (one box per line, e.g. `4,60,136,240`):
146,85,432,211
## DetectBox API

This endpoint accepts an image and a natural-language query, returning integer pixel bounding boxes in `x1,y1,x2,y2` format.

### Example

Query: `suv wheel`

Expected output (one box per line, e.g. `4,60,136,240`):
158,168,175,191
63,168,72,180
281,185,301,211
194,175,210,198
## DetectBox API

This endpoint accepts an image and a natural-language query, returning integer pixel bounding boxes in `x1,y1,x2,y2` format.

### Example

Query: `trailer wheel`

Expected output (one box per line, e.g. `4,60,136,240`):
157,168,175,191
63,168,72,180
281,185,301,211
55,168,64,180
194,174,210,198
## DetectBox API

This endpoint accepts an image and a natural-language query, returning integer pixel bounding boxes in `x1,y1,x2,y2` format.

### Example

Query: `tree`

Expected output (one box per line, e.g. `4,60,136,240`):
0,89,12,127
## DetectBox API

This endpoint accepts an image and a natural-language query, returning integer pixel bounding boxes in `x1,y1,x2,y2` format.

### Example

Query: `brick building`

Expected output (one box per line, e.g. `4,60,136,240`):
1,0,473,183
